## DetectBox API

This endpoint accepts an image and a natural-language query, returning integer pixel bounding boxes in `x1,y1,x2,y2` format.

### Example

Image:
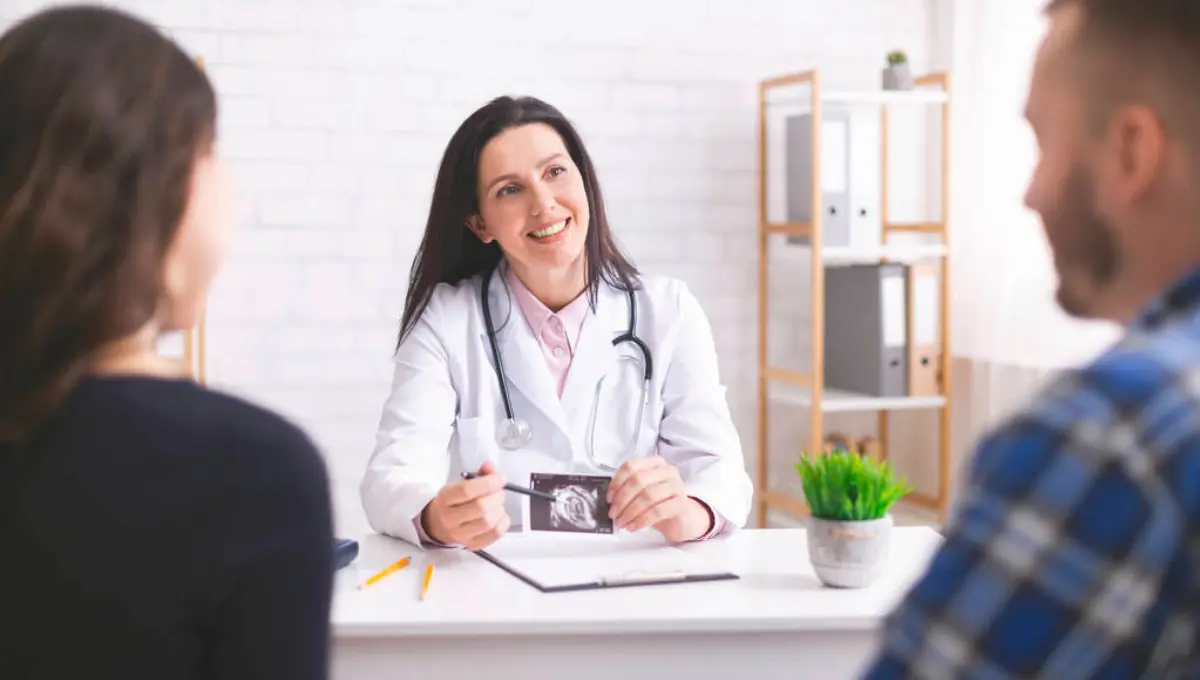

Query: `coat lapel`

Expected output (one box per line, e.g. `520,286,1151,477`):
477,266,570,440
559,284,621,441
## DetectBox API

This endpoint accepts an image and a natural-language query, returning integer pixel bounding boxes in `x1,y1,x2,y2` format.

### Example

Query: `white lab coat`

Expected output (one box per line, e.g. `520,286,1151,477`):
360,265,753,547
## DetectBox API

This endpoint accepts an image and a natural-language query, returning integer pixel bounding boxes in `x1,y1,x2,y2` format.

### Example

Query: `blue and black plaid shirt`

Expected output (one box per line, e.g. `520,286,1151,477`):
860,269,1200,679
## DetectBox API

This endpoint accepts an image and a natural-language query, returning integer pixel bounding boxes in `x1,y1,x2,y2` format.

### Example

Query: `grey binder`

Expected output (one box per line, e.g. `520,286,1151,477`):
784,107,882,248
824,263,908,397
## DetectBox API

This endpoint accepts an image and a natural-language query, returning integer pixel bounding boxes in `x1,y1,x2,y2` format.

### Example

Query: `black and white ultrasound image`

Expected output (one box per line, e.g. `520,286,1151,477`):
528,473,613,534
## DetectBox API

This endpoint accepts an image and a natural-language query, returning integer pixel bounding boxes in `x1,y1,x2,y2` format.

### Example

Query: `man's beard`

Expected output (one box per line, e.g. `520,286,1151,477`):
1048,166,1120,319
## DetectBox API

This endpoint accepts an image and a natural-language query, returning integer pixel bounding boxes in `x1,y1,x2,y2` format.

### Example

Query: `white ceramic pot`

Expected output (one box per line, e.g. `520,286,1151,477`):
806,514,893,588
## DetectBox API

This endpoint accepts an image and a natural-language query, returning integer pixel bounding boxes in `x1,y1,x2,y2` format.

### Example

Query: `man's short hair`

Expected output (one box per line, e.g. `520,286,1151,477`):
1046,0,1200,139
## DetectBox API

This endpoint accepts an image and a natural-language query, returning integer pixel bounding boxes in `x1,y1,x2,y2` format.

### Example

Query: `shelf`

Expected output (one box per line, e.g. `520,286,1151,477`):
761,490,945,529
821,244,946,265
765,89,949,108
764,221,810,237
827,90,949,104
783,242,947,265
768,382,946,413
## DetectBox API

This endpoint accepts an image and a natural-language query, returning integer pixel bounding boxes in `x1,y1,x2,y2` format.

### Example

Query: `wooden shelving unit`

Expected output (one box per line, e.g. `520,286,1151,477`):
755,68,953,526
182,311,206,384
153,310,205,383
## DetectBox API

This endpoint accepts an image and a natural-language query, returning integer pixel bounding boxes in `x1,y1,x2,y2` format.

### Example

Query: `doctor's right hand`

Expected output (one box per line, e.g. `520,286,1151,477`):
420,461,511,550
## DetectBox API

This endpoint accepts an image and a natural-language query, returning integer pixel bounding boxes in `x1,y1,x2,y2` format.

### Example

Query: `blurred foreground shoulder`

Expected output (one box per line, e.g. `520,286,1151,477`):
188,384,336,680
197,385,332,505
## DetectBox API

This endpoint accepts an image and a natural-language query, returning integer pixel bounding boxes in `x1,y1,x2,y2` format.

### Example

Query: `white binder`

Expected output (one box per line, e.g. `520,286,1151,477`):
784,105,882,250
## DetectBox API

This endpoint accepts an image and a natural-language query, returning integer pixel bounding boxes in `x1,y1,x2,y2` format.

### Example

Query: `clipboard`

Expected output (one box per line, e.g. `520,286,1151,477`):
475,549,739,593
472,533,739,593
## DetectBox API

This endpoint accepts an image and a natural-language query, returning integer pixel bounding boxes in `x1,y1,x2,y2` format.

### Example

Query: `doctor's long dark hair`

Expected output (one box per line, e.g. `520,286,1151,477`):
0,6,217,444
396,95,640,348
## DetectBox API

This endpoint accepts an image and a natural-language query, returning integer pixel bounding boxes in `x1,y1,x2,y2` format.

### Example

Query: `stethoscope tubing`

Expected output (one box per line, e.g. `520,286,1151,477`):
480,269,518,422
480,265,652,425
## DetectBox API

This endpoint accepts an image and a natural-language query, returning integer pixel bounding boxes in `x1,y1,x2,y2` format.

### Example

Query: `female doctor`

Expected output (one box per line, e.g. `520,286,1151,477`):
361,95,753,551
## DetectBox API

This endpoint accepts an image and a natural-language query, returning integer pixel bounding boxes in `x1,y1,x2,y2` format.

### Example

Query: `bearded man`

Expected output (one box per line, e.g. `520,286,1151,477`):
861,0,1200,677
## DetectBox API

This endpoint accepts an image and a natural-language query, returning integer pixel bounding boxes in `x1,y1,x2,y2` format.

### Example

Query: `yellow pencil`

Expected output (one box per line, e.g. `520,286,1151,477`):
358,556,410,590
420,563,433,601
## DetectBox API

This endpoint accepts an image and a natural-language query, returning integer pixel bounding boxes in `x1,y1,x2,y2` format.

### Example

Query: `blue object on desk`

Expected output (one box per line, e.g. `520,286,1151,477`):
333,538,359,571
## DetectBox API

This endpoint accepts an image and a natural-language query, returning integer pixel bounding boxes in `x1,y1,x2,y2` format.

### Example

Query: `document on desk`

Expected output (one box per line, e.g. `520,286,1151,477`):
475,531,739,593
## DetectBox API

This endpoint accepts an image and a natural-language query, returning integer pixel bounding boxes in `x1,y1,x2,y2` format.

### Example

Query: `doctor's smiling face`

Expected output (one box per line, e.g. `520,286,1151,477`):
397,95,640,345
470,122,590,300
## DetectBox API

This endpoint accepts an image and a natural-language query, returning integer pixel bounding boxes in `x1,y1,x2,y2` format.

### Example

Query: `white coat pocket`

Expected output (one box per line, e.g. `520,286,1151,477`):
453,416,498,474
587,355,662,469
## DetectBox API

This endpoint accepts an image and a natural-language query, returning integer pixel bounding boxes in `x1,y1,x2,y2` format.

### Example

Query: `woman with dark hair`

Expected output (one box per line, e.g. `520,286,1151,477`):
0,6,333,678
361,96,752,551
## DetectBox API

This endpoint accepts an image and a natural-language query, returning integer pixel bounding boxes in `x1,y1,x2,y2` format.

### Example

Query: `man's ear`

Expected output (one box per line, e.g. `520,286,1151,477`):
466,215,493,243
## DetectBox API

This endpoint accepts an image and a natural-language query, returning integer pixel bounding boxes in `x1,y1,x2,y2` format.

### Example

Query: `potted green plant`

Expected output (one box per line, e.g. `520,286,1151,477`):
882,50,913,90
794,449,912,588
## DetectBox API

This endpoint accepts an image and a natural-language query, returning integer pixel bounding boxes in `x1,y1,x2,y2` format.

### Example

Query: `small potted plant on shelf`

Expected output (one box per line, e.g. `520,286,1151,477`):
882,49,913,90
795,449,911,588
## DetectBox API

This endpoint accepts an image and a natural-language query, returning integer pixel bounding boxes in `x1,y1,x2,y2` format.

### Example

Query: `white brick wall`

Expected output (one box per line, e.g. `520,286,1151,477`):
2,0,940,535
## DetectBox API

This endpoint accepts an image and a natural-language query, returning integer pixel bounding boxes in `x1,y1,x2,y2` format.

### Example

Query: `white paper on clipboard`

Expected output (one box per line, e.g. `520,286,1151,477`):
480,532,730,591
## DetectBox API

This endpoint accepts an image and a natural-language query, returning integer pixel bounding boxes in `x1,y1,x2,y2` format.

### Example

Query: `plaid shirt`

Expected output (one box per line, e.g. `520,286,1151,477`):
860,269,1200,679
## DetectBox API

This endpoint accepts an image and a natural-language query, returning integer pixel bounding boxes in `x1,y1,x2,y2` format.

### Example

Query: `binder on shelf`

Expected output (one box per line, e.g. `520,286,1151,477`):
783,105,883,250
907,262,941,396
824,263,908,397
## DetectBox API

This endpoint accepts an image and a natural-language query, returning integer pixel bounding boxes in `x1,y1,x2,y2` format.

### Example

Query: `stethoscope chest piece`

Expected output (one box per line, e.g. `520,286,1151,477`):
496,417,532,450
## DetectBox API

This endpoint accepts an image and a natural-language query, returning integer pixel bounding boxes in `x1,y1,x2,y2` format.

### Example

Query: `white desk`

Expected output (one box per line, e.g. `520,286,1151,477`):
331,527,942,680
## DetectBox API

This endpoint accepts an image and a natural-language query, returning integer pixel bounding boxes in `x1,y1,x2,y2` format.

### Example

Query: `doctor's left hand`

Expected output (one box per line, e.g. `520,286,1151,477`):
606,457,712,543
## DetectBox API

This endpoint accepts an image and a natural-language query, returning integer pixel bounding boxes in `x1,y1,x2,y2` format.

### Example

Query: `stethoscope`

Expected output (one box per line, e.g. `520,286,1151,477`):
481,266,653,471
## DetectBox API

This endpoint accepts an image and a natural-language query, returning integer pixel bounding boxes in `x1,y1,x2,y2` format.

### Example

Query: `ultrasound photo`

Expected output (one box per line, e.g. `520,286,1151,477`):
527,473,614,534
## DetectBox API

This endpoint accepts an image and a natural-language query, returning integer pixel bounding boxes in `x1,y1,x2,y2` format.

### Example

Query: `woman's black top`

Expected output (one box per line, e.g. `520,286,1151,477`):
0,375,335,679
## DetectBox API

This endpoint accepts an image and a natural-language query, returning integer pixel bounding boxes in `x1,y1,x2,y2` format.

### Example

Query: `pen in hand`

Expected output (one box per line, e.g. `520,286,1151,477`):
461,471,558,502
